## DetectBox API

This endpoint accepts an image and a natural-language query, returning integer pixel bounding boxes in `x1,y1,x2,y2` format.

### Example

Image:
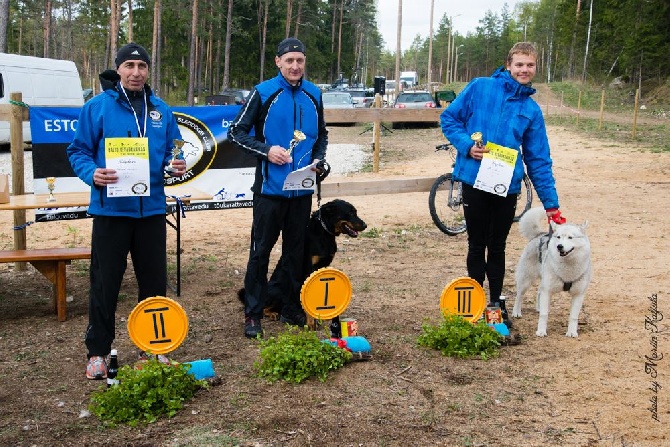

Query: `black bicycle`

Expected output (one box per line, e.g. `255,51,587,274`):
428,143,533,236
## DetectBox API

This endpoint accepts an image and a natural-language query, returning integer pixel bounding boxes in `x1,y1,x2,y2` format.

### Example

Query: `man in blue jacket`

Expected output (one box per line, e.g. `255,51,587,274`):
67,43,186,379
229,37,328,338
441,42,565,328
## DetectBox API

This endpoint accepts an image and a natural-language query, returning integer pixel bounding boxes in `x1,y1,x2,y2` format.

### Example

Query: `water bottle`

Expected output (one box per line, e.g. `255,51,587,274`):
107,349,119,387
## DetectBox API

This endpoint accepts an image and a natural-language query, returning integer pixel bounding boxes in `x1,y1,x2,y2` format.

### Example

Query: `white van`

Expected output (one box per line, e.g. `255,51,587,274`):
0,53,84,144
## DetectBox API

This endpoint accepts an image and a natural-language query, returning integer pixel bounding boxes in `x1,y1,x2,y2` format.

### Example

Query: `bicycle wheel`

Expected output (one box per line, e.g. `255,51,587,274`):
513,174,533,222
428,173,467,236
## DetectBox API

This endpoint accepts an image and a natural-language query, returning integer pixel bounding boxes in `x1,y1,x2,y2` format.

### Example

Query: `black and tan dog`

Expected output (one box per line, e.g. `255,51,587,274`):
238,199,367,321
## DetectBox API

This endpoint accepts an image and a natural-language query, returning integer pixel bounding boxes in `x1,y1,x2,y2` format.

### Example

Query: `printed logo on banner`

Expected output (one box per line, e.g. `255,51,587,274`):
166,113,218,187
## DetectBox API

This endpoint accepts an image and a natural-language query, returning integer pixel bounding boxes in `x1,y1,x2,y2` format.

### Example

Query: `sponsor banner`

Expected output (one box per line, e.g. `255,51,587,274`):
29,105,256,221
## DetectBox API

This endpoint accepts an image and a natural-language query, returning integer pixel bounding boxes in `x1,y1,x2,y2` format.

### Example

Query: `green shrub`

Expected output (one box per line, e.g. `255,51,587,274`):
418,313,502,360
89,357,206,426
255,326,352,383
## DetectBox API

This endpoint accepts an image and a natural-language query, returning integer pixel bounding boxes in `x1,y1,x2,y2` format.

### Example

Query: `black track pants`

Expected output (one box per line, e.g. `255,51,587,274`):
462,184,517,304
243,195,312,320
85,214,167,357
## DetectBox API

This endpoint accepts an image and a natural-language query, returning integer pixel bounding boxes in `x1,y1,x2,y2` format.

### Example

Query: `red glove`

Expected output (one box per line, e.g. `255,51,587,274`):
546,208,566,224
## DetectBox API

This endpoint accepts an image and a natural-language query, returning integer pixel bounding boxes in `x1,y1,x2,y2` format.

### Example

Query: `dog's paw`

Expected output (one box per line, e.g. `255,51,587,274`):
512,310,522,318
535,329,547,337
565,330,579,338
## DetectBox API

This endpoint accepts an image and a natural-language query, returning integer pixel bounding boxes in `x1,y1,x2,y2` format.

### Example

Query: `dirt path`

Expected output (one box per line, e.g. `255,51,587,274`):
0,120,668,446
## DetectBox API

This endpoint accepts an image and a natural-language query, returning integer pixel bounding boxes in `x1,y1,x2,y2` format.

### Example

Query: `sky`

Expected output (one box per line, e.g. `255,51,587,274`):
376,0,521,52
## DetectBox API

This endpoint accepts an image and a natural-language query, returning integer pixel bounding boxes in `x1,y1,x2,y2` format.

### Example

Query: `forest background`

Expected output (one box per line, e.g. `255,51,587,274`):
0,0,668,107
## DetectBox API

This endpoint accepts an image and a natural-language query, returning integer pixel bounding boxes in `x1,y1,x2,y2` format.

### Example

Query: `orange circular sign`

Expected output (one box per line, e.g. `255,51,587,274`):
127,296,188,355
439,277,486,323
300,268,352,320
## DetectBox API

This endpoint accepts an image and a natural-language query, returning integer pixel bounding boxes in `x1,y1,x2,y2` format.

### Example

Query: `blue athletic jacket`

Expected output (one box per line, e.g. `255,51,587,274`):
440,67,559,209
67,70,182,218
228,72,328,198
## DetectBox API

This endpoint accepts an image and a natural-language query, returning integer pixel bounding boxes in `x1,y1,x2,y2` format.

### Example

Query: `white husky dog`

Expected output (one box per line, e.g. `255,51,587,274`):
512,207,591,337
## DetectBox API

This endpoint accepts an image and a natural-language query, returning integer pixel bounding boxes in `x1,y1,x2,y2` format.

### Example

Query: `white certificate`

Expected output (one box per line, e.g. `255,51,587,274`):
105,137,151,197
473,142,518,196
283,161,318,191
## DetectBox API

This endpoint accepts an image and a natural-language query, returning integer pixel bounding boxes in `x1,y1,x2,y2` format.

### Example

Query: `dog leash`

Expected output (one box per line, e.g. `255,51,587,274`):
315,160,331,209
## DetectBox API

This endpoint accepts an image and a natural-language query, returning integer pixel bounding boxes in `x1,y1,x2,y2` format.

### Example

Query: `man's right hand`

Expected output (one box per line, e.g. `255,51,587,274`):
93,168,118,186
468,144,489,160
268,145,292,165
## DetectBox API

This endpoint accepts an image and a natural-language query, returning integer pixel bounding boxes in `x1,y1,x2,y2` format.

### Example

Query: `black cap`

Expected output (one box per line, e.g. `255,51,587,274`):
115,43,151,68
277,38,306,57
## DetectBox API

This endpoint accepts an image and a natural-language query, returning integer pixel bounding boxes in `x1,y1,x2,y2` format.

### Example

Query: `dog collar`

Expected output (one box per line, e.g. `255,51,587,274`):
316,209,334,236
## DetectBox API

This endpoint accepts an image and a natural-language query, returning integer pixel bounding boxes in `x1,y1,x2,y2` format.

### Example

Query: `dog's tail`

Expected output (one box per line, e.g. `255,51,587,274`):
518,207,550,240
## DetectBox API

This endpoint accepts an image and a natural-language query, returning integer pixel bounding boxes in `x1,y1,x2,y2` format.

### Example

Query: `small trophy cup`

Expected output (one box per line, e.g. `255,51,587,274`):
165,139,185,174
287,130,306,156
46,177,56,202
471,131,483,147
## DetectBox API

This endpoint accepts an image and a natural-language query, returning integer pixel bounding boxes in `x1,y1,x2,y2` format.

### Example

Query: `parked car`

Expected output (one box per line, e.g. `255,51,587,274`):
392,91,438,129
322,91,355,126
220,88,251,105
393,91,437,109
345,89,373,108
322,91,355,109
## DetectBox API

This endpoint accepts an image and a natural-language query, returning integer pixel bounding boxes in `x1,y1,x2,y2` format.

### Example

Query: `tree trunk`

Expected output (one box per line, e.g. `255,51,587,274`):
109,0,120,66
568,0,581,79
330,0,336,82
336,0,343,81
44,0,52,58
223,0,233,90
293,0,302,38
151,0,162,95
259,0,269,82
285,0,292,38
0,0,10,52
187,0,199,106
127,0,133,43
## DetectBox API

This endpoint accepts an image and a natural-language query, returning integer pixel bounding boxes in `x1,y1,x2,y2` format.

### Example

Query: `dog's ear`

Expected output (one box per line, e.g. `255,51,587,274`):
580,220,589,231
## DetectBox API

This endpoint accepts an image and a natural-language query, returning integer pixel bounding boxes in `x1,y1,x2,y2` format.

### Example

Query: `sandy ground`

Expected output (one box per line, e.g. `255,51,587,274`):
0,112,669,445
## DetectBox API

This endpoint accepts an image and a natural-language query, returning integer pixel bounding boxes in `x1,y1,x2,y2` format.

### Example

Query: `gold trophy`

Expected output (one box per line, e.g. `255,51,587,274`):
165,139,185,174
287,130,306,156
471,131,483,147
46,177,56,202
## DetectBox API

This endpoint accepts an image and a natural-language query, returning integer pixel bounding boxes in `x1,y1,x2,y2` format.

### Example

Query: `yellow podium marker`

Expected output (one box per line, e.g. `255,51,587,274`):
439,277,486,323
300,268,352,321
127,296,188,355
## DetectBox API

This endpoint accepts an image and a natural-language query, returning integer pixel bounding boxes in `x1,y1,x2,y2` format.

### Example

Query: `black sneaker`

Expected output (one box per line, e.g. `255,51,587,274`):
279,311,307,327
244,317,263,338
501,308,513,329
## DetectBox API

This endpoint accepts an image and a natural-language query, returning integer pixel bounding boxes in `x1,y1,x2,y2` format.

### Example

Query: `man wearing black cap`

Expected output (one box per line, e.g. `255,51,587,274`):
229,37,328,338
67,43,186,379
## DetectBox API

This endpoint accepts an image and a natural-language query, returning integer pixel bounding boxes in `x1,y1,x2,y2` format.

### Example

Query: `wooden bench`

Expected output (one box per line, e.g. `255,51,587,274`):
0,247,91,321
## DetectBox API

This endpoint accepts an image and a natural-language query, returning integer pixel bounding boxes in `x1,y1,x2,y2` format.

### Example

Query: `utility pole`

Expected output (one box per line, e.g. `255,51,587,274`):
427,0,434,91
395,0,402,92
446,16,451,84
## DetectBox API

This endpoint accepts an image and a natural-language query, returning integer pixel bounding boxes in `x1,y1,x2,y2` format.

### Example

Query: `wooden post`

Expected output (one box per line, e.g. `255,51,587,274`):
10,92,27,270
576,91,582,125
632,88,639,139
372,94,381,173
545,89,550,116
598,87,605,130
